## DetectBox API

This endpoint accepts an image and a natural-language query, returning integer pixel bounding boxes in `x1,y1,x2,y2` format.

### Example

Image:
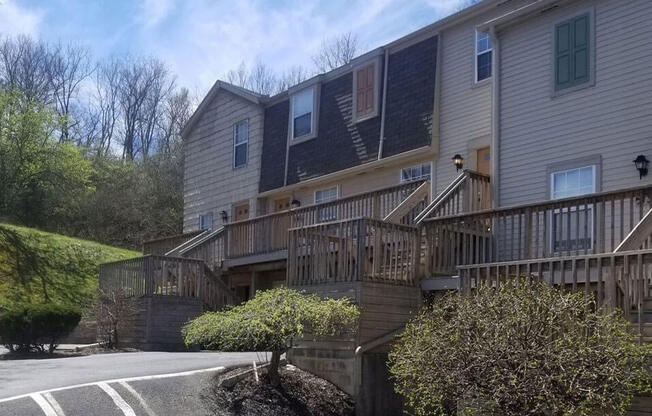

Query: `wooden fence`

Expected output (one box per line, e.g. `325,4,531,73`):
423,185,652,276
287,218,419,287
226,180,425,259
179,228,226,271
99,255,234,310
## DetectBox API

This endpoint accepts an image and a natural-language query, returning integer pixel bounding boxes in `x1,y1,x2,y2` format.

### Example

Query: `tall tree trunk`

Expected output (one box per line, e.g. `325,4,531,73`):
268,350,282,387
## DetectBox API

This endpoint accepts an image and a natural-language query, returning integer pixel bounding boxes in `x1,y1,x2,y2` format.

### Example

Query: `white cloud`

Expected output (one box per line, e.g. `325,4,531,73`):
140,0,175,27
0,0,42,37
134,0,470,93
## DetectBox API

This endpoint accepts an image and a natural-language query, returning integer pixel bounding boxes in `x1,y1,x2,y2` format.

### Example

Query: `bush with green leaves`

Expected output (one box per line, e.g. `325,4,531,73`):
388,281,651,416
0,303,81,353
183,287,360,386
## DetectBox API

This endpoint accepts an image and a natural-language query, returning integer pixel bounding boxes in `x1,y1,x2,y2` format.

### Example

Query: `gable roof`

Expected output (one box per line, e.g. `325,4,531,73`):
181,80,265,140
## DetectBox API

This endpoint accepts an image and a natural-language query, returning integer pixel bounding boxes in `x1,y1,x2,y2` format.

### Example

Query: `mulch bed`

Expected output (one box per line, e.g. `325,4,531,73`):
0,346,138,360
204,365,355,416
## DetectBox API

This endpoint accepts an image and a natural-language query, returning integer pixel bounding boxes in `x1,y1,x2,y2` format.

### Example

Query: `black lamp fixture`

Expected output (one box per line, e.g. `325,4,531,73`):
220,210,228,223
452,154,464,172
290,198,301,209
633,155,649,180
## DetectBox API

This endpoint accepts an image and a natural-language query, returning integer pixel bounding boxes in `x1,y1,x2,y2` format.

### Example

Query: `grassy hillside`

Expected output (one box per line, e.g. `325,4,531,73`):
0,223,139,310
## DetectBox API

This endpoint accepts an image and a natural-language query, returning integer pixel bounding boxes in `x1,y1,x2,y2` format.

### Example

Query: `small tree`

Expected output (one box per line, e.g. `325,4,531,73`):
388,281,651,416
182,287,360,386
95,288,137,348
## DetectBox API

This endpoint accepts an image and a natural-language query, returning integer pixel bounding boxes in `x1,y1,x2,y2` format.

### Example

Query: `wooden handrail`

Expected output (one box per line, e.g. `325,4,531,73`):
415,170,490,223
384,180,430,224
422,184,652,276
225,181,424,259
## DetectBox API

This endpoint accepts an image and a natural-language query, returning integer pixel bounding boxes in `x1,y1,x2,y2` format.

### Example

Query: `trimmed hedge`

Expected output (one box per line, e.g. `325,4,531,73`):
0,304,81,353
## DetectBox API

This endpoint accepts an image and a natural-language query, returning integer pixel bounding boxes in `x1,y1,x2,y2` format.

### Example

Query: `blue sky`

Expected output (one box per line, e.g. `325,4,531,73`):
0,0,469,94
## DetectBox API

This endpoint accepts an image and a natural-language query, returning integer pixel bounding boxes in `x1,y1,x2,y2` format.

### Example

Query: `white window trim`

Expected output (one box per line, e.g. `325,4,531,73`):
399,162,433,184
549,165,597,252
233,118,249,169
314,185,339,204
289,85,320,144
351,56,382,123
474,30,493,84
199,213,213,231
315,185,340,222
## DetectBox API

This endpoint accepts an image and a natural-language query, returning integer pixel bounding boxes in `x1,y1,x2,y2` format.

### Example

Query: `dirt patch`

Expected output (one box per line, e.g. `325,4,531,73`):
204,365,355,416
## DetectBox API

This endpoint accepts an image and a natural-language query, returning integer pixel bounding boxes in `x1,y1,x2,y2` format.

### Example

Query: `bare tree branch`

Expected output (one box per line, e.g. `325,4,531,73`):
312,31,359,73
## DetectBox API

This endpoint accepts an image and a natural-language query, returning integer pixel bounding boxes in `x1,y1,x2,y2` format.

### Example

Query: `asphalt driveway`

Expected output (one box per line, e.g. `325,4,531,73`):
0,350,266,415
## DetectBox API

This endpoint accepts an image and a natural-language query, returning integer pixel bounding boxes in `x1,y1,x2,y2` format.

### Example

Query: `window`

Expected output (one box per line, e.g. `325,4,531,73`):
233,119,248,168
401,163,432,183
199,213,213,231
555,14,590,91
291,87,315,140
315,186,338,222
475,30,492,82
353,60,379,121
550,165,596,251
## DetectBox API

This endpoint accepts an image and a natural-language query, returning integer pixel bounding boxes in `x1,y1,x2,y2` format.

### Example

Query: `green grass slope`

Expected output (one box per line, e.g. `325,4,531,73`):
0,223,139,310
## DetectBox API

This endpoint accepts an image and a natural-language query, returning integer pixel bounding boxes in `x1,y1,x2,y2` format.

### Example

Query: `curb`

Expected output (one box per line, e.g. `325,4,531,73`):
218,359,287,388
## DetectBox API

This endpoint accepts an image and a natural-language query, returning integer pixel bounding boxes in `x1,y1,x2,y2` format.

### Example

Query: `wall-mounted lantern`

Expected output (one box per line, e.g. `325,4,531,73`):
452,154,464,172
633,155,649,180
291,199,301,209
220,210,229,223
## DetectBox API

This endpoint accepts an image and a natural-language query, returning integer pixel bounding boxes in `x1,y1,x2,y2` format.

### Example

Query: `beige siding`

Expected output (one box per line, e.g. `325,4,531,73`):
435,1,531,196
263,154,435,210
499,0,652,207
183,90,264,231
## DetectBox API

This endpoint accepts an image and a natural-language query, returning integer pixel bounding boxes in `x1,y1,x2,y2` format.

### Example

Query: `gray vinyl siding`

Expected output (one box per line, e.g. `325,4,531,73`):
499,0,652,207
183,90,264,232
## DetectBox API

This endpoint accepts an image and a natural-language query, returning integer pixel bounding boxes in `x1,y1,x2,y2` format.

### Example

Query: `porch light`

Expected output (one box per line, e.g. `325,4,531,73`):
291,199,301,209
452,154,464,172
220,210,228,222
633,155,649,180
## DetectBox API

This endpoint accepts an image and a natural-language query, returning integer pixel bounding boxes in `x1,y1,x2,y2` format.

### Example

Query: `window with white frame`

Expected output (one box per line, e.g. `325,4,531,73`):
199,213,213,231
315,186,338,222
400,163,431,183
233,119,249,168
550,165,596,251
291,88,315,140
475,30,492,82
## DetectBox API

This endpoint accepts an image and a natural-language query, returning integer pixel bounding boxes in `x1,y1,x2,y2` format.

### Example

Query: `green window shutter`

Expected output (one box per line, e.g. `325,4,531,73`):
555,21,572,90
572,15,590,85
555,14,590,91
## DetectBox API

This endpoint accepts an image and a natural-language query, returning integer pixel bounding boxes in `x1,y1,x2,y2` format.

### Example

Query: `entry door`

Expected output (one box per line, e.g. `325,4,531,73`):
233,203,250,255
476,147,491,176
273,197,291,250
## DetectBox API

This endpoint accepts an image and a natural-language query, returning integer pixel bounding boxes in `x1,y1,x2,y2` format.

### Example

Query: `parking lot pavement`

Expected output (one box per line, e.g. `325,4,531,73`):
0,351,265,416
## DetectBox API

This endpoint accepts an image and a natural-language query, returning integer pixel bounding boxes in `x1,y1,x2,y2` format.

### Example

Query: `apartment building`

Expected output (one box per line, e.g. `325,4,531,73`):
101,1,652,414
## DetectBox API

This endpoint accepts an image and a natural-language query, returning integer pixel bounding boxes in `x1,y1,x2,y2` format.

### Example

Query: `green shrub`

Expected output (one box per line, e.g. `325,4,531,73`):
0,303,81,353
388,281,651,416
183,287,360,386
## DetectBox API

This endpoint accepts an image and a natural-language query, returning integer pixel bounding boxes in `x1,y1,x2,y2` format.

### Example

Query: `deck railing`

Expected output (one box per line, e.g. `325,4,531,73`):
99,255,235,310
422,185,652,276
415,170,490,223
458,249,652,338
287,218,419,287
179,228,226,271
226,180,426,259
141,231,204,255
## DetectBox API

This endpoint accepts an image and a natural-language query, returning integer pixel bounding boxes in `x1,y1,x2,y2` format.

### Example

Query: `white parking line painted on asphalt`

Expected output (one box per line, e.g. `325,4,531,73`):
0,365,227,404
43,392,66,416
119,381,157,416
97,383,136,416
30,394,58,416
